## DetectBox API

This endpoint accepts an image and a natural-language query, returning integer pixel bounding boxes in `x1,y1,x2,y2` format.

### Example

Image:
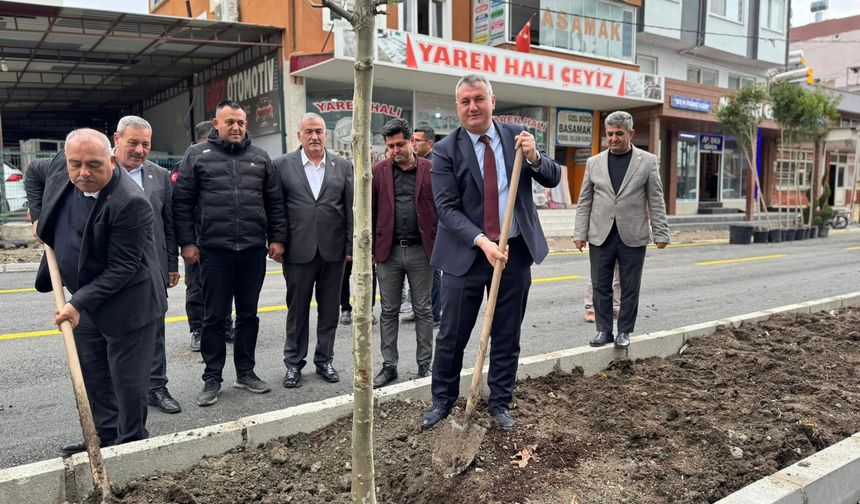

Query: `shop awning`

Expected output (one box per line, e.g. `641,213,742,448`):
0,0,282,144
291,27,664,112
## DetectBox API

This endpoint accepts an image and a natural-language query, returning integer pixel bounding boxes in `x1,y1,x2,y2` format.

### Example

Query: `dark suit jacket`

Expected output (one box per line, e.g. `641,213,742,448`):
372,157,436,262
139,160,178,284
24,153,65,222
273,148,354,264
430,121,561,276
35,165,167,337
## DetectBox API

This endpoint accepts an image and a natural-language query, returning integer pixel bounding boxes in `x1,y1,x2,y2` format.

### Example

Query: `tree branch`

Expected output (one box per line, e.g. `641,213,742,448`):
373,0,394,6
314,0,355,23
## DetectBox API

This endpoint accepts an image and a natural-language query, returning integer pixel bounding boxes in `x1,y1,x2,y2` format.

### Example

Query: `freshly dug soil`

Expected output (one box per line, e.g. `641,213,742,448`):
113,308,860,504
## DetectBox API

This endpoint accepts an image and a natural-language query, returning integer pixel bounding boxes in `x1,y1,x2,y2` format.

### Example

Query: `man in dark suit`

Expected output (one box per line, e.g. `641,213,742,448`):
412,123,442,327
371,118,437,388
423,74,561,430
35,129,167,455
274,112,354,388
112,115,181,414
24,156,56,239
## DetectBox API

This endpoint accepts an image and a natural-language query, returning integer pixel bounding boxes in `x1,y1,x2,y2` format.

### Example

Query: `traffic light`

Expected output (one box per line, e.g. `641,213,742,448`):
806,67,814,85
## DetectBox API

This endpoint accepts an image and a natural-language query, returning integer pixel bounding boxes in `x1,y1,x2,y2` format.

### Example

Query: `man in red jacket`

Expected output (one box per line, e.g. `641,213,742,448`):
371,118,437,388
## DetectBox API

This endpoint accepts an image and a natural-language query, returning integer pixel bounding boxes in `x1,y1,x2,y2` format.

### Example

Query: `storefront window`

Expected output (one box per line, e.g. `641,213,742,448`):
721,136,748,199
494,106,550,151
776,148,813,189
306,82,412,163
677,132,698,201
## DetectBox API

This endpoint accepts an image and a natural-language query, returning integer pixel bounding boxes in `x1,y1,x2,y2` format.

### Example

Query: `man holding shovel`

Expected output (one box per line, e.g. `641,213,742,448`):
423,74,560,430
35,129,167,455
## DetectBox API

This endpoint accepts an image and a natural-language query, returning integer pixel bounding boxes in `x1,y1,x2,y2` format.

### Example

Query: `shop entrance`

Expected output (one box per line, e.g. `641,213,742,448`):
829,154,848,207
699,152,721,202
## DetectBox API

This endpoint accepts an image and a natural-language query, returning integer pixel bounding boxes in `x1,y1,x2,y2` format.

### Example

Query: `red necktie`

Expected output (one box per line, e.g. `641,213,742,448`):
479,135,501,241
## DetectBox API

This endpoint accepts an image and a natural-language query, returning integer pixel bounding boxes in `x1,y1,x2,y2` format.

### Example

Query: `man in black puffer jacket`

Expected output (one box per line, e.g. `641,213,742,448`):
173,99,287,407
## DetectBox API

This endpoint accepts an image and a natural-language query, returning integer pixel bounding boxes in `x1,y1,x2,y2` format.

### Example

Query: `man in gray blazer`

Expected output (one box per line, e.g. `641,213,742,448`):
573,111,670,349
113,116,181,414
274,113,354,388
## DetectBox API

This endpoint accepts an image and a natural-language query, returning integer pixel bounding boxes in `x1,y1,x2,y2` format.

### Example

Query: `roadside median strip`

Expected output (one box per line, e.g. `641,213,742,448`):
1,292,859,504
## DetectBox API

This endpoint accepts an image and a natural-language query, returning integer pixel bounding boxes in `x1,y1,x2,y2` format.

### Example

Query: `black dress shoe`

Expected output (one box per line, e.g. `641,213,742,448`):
421,406,450,429
283,366,302,388
490,407,516,430
372,365,398,389
416,363,431,378
60,440,87,456
148,388,182,414
60,439,114,456
589,331,614,347
615,332,631,349
316,362,340,383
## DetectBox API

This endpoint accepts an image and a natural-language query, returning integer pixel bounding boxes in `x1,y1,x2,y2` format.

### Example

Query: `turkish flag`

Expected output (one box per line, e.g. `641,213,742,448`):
516,15,534,53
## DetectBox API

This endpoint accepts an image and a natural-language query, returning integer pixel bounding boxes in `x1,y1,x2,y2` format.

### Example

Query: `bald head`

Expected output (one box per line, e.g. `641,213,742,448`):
65,128,116,193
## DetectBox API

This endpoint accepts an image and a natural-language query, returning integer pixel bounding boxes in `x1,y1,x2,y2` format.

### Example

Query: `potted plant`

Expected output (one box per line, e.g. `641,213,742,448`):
805,181,834,239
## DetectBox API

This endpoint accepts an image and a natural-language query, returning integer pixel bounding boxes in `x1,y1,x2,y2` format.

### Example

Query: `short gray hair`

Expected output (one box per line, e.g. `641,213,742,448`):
116,115,152,136
605,111,634,131
298,112,325,131
455,74,494,98
65,128,113,157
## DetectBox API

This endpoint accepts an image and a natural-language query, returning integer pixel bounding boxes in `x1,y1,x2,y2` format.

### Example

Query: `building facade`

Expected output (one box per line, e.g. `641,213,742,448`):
151,0,669,208
631,0,788,215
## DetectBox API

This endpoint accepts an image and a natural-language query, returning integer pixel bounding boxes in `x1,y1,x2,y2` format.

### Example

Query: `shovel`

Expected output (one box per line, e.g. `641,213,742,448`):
432,146,525,477
44,245,113,501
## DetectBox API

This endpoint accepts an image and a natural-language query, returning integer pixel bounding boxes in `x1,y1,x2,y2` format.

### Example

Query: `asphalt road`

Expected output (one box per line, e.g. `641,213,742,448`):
1,230,858,469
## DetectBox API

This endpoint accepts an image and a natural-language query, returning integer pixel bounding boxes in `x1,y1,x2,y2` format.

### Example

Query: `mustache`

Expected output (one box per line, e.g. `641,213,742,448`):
75,176,97,184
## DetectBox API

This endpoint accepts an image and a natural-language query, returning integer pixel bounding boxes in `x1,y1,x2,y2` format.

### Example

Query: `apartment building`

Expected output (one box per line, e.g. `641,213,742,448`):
633,0,788,215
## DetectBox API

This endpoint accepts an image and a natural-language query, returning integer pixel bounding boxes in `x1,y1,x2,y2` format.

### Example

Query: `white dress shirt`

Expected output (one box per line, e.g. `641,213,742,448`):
301,149,326,200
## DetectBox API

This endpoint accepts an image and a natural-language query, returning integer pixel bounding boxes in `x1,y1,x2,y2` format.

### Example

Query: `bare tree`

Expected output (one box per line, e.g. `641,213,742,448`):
311,0,391,502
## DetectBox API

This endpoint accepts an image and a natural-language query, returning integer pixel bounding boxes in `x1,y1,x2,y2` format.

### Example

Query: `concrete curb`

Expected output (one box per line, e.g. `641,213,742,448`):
2,292,859,504
0,262,39,273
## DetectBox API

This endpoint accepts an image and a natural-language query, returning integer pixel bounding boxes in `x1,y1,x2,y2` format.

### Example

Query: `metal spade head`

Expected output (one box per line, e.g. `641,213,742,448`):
431,416,487,478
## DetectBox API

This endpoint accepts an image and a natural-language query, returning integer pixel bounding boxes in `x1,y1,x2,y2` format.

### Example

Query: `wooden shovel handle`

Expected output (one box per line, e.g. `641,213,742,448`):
463,147,525,422
44,246,111,495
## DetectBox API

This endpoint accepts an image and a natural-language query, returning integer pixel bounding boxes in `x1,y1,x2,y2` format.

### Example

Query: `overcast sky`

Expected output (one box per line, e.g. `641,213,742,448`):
63,0,148,13
790,0,860,26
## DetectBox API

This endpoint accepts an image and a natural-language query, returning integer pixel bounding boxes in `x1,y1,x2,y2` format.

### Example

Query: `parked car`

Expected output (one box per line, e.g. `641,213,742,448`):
2,162,27,213
255,97,274,125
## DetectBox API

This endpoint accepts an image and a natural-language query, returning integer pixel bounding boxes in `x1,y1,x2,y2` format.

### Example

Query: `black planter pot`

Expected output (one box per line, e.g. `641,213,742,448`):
753,229,769,243
729,224,753,245
809,226,818,239
819,225,830,238
794,227,807,240
768,229,784,243
784,228,796,241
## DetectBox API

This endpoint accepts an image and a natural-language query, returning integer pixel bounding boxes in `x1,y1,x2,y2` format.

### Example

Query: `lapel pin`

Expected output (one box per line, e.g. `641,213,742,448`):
148,174,153,179
637,156,642,160
106,194,112,200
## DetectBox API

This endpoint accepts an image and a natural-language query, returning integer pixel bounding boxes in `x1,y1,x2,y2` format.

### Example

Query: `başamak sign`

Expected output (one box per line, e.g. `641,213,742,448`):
204,54,281,136
335,27,664,103
556,108,593,147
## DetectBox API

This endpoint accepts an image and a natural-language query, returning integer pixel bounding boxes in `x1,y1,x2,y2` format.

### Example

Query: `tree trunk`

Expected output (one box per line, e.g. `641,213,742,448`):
349,2,377,503
745,129,757,221
809,140,821,227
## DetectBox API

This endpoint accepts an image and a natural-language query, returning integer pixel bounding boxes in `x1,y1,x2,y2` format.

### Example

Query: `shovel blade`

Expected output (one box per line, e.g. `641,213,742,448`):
431,418,487,477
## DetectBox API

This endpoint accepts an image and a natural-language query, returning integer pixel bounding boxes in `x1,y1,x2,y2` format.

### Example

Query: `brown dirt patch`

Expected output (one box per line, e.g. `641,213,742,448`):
0,241,42,264
113,308,860,504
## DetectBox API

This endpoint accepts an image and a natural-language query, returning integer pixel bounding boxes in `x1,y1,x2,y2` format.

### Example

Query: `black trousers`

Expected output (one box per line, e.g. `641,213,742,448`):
431,236,532,412
589,223,647,334
186,260,233,333
431,268,442,322
283,252,345,369
184,261,205,333
340,260,377,311
198,247,267,382
149,319,168,392
75,312,156,446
